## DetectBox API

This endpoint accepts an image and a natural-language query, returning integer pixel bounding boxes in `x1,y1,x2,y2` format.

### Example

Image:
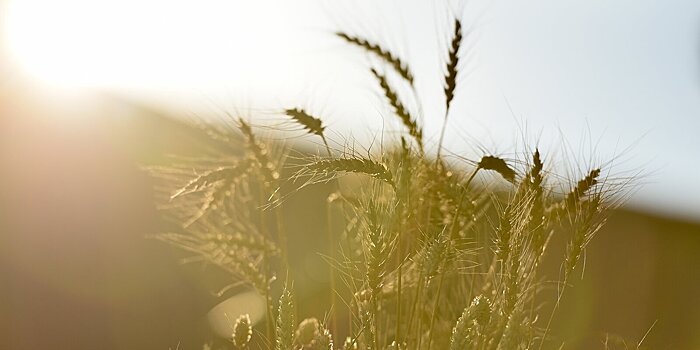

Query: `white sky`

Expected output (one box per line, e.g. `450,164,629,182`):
4,0,700,220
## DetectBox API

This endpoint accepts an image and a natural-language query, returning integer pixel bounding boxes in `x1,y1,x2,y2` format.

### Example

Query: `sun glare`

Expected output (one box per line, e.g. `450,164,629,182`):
4,0,293,91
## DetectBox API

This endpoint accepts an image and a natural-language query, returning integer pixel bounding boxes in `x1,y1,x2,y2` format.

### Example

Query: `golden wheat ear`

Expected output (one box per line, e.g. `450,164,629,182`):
306,157,396,189
437,18,464,158
444,19,463,113
171,162,248,199
336,32,414,85
284,108,326,137
295,318,334,349
478,155,516,183
283,108,332,156
370,68,423,151
450,295,492,350
519,149,544,191
238,118,280,183
523,149,547,255
275,284,296,350
232,314,252,349
564,168,601,208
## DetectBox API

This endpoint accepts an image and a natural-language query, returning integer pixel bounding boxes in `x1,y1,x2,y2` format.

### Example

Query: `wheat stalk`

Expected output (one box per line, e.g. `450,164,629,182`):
148,8,626,350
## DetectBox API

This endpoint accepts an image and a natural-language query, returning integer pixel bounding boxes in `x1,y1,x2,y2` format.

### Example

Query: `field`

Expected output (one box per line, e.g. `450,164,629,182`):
2,96,699,349
2,2,699,348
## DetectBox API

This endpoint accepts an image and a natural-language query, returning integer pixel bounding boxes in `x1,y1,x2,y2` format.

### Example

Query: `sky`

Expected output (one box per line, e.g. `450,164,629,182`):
3,0,700,220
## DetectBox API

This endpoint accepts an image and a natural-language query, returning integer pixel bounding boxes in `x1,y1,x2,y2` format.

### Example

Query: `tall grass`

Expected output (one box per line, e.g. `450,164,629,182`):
148,12,624,350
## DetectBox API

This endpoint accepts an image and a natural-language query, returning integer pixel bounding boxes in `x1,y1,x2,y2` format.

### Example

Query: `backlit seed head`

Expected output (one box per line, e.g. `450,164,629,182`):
296,318,320,346
469,295,492,329
232,314,252,349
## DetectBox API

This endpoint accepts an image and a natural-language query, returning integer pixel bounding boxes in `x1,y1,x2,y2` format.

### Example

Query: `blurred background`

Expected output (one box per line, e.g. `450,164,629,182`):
1,0,699,349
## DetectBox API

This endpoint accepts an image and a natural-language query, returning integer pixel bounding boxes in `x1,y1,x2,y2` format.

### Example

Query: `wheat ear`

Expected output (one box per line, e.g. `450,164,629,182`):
284,108,332,156
171,162,248,199
564,168,601,208
436,18,463,159
238,118,280,183
232,314,252,349
336,32,414,85
450,295,492,350
371,68,423,151
478,155,516,183
444,19,462,113
306,157,395,188
524,149,546,255
275,284,296,350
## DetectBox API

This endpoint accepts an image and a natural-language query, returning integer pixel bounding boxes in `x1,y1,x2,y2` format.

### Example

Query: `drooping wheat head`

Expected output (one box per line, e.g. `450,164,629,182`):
370,69,423,152
336,32,414,85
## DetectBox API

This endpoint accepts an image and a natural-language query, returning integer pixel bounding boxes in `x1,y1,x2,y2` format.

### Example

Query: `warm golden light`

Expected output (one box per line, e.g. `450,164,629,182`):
3,2,699,349
4,0,295,90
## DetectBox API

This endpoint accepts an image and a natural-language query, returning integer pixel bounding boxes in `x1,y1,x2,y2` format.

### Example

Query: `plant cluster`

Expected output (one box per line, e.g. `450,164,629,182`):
149,15,616,350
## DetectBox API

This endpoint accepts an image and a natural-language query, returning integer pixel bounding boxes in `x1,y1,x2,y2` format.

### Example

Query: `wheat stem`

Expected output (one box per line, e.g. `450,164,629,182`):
326,200,339,338
427,269,446,350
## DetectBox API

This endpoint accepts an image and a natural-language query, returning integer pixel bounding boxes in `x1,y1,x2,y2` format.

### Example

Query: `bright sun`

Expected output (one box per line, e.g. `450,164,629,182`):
3,0,296,91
